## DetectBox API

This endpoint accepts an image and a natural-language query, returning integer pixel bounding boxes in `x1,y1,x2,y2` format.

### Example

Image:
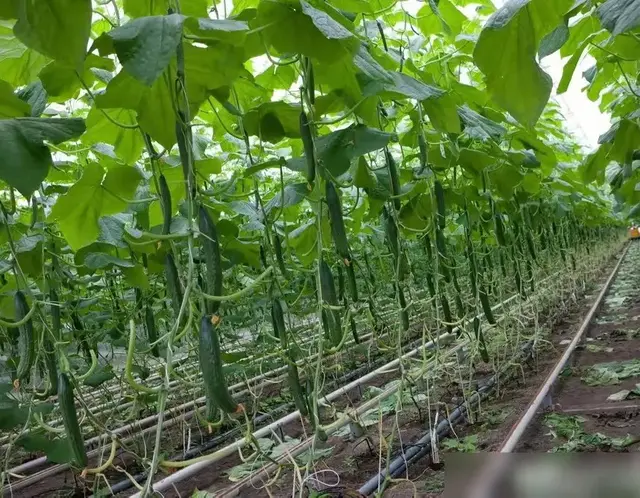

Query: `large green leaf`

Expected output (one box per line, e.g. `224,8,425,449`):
597,0,640,36
107,14,184,86
417,0,467,37
184,18,249,46
474,0,573,127
13,0,91,69
0,79,30,118
287,124,395,178
82,108,144,165
557,32,603,94
0,118,85,197
423,94,461,133
49,164,143,251
243,102,302,143
253,0,358,63
457,106,506,141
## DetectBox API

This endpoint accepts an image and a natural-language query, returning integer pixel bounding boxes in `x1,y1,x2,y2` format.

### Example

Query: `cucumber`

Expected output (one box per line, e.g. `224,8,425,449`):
440,294,453,334
273,233,288,277
300,111,315,185
158,174,172,235
319,259,342,346
305,57,315,105
418,133,428,172
345,262,358,302
164,252,184,318
473,317,490,363
145,305,160,357
434,180,445,230
58,372,88,467
479,285,496,325
337,265,345,302
199,316,238,414
385,149,401,210
398,286,409,331
435,228,451,283
198,206,223,314
349,308,360,344
326,181,351,260
15,291,34,383
494,211,506,246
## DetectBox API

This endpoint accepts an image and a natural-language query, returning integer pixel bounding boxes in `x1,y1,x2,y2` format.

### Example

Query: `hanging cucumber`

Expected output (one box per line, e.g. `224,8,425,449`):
15,291,34,384
348,304,360,344
259,245,268,269
43,288,60,395
418,132,428,173
494,209,506,246
478,285,496,325
198,206,223,315
273,233,288,277
304,57,315,105
440,293,453,334
326,181,351,261
363,250,376,285
398,286,409,331
473,317,490,363
300,111,315,186
58,372,88,468
451,269,465,318
158,174,172,235
164,252,184,318
385,149,401,210
319,260,342,346
345,263,358,302
199,316,238,414
434,180,446,230
145,305,160,357
435,228,451,283
337,264,345,302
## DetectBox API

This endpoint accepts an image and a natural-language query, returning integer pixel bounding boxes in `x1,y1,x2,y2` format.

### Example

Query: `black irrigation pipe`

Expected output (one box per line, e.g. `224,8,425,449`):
358,339,537,496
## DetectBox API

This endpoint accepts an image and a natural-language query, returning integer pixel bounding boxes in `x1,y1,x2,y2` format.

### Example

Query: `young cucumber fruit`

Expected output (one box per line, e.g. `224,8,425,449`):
198,316,238,414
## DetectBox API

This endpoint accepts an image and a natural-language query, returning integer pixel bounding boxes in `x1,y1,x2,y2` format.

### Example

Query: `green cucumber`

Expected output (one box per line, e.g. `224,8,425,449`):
345,262,358,302
273,233,288,277
15,291,34,383
158,174,172,235
300,111,315,185
326,181,350,260
198,206,223,315
473,317,490,363
319,259,342,346
385,149,401,210
398,286,409,331
479,285,496,325
434,180,445,230
199,316,238,414
59,372,88,467
164,252,184,318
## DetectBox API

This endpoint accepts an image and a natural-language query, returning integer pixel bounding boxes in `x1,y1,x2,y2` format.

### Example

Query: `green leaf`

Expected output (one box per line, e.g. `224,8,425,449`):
300,0,353,40
597,0,640,36
398,193,433,230
255,0,358,63
0,117,86,198
0,79,30,118
243,102,301,143
352,157,377,189
489,164,524,199
184,18,249,45
423,94,461,133
474,0,572,127
49,164,143,251
13,0,91,69
84,253,135,270
108,14,185,86
364,71,444,101
121,265,150,289
557,32,601,94
16,80,47,117
539,23,569,59
264,183,308,215
457,106,506,141
458,148,495,174
581,145,611,184
83,108,144,165
417,0,466,37
287,124,394,178
15,433,74,465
